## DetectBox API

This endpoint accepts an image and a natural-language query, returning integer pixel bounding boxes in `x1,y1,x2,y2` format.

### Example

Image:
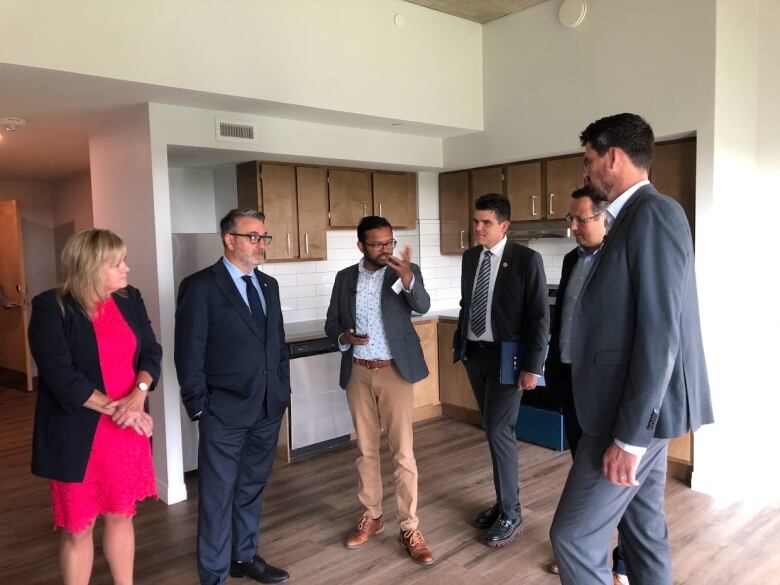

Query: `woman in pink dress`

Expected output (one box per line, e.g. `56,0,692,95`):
29,228,162,585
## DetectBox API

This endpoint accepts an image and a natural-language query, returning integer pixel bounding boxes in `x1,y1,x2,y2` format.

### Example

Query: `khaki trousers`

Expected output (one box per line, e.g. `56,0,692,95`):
346,363,419,531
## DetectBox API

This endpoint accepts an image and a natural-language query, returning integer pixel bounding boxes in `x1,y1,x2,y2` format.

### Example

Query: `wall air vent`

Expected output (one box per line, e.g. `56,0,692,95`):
215,118,257,143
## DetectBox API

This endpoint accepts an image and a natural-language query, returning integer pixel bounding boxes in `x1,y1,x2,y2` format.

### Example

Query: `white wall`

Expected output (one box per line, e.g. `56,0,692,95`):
51,171,93,280
90,105,187,505
1,0,483,132
444,0,715,169
169,167,217,233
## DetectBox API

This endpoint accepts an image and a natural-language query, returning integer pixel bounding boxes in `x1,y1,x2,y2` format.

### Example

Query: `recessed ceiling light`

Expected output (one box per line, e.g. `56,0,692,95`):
1,116,27,131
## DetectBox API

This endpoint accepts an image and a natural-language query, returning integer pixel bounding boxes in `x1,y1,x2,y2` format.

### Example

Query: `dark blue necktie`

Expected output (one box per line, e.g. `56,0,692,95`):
470,250,492,336
242,275,266,338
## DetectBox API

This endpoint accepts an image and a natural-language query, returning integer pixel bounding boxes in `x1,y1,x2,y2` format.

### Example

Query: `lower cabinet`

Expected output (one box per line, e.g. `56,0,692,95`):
436,320,481,426
411,320,441,422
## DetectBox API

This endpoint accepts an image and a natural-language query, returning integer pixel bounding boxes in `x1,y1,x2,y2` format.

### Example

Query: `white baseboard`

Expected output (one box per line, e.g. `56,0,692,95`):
156,477,188,505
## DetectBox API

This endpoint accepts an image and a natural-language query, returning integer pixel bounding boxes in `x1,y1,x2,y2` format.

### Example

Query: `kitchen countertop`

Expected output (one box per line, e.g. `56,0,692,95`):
285,308,461,343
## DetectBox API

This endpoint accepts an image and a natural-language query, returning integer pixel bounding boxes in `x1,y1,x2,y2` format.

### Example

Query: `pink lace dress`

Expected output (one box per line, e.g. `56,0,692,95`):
50,296,157,532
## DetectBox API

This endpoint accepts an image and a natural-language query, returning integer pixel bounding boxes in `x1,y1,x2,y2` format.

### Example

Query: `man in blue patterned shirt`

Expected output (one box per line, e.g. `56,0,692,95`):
325,216,434,565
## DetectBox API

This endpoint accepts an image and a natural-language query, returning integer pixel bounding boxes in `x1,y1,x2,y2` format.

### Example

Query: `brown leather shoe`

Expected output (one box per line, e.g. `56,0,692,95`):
547,559,559,574
613,572,629,585
344,515,384,549
399,529,434,565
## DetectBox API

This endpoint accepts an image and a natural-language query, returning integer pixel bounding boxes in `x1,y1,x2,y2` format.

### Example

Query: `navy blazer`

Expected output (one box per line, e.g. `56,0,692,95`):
28,286,162,482
174,259,290,427
453,240,549,375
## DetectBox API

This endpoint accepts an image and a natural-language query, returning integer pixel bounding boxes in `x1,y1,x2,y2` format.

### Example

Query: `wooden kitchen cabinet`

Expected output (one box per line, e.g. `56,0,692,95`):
470,166,504,205
372,172,411,228
437,320,481,425
651,139,696,239
236,162,299,261
328,169,372,228
411,320,441,421
439,171,470,255
506,161,543,221
545,155,583,219
296,166,328,260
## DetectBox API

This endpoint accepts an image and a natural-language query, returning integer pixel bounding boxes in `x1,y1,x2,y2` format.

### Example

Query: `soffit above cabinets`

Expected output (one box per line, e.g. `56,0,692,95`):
403,0,548,24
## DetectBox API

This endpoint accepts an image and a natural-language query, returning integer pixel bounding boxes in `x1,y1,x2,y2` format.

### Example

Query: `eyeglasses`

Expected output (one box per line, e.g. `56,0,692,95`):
230,232,273,245
363,239,398,250
564,212,605,226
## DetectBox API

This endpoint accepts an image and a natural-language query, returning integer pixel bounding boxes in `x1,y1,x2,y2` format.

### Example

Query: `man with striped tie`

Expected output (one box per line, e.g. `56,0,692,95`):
453,193,549,547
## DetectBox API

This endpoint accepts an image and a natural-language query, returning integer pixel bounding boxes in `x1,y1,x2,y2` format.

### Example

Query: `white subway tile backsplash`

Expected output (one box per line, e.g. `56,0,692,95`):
274,274,298,287
298,295,331,310
316,283,334,297
279,285,317,299
297,271,337,285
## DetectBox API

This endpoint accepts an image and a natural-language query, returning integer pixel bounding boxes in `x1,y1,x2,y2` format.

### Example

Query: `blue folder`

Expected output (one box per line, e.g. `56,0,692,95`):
500,340,546,386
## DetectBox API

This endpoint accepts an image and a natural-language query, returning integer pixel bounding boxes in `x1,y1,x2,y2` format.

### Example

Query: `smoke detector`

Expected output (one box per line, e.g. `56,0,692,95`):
1,117,27,131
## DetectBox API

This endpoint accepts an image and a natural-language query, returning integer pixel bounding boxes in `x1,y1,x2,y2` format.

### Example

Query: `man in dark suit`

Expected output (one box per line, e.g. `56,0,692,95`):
175,208,290,585
454,193,549,547
550,113,714,585
325,216,434,565
545,186,628,585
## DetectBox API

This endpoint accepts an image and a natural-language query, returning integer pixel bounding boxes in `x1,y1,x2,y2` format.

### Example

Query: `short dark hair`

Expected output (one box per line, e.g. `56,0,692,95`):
219,208,266,239
571,185,609,214
580,113,655,170
475,193,511,223
357,216,392,242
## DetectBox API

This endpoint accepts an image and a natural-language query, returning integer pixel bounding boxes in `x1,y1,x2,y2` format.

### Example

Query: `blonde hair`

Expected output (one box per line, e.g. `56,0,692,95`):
59,229,127,317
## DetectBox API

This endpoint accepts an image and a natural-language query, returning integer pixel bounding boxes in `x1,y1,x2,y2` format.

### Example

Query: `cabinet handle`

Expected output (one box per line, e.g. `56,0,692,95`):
363,203,367,217
287,233,291,254
531,195,537,216
549,193,555,215
379,203,383,217
304,233,309,255
460,230,465,249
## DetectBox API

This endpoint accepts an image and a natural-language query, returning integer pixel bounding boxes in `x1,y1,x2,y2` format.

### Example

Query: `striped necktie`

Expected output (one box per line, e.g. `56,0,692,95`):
470,250,492,336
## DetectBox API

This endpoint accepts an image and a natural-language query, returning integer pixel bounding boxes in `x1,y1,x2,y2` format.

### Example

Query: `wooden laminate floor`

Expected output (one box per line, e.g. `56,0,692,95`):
2,386,779,585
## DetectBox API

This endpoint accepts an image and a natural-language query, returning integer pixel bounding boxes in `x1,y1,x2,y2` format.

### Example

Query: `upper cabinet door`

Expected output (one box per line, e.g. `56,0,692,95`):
506,161,543,221
296,166,328,260
651,140,696,239
440,171,470,255
372,172,410,228
545,155,583,219
328,169,372,227
470,167,504,206
260,164,299,261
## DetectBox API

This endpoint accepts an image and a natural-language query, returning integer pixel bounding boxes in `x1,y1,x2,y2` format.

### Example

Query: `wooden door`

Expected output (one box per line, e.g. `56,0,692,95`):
296,167,328,260
372,172,410,228
506,161,543,221
328,169,372,228
439,172,470,254
545,156,583,219
470,166,504,208
260,164,298,261
651,139,696,240
0,200,32,391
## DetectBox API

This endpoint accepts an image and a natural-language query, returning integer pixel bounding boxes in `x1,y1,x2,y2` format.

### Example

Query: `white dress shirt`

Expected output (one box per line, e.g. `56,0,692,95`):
466,236,508,343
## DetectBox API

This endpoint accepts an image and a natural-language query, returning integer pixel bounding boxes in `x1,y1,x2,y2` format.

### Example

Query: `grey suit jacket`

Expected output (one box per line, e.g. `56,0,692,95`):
570,184,714,447
324,262,431,389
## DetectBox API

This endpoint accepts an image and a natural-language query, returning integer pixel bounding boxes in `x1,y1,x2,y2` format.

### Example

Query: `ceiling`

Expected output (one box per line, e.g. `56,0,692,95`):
0,63,472,181
404,0,548,23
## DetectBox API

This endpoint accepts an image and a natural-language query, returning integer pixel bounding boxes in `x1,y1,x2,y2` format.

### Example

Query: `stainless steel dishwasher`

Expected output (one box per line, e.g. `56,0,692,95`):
288,337,354,459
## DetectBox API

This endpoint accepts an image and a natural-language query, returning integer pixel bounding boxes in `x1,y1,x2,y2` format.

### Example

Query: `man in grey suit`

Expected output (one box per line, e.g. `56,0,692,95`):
550,113,714,585
325,215,434,565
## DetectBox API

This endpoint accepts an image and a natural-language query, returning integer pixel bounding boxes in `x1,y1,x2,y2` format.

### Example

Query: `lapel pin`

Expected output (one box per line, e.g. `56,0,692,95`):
502,262,508,268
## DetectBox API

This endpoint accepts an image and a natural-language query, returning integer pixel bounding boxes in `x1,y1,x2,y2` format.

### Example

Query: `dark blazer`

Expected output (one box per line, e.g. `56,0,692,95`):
174,259,290,427
571,185,714,446
325,263,430,389
453,240,549,375
543,247,579,391
28,286,162,483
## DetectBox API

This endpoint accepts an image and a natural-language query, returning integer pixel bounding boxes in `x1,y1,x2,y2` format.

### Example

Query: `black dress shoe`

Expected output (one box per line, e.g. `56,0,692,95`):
229,555,289,583
474,503,500,529
485,515,523,547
